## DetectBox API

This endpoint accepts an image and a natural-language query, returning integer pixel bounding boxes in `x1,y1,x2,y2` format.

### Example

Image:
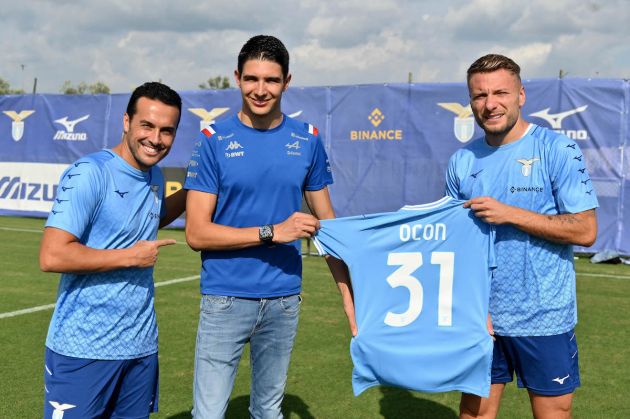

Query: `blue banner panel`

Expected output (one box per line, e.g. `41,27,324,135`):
0,95,110,164
327,84,438,216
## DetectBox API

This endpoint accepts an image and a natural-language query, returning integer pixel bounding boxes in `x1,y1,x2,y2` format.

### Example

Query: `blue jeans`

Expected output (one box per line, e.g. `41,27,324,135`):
192,294,301,419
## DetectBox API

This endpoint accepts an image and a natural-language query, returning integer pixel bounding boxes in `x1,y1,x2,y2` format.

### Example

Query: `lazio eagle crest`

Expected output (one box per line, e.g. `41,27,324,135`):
437,103,474,143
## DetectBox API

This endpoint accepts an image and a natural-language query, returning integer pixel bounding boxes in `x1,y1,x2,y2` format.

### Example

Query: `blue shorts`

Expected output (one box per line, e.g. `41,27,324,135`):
43,348,159,419
491,330,580,396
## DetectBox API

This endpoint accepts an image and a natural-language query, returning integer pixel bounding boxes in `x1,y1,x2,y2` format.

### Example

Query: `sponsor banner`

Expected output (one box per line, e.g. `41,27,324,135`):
0,162,67,214
162,167,186,195
1,79,630,253
161,167,186,228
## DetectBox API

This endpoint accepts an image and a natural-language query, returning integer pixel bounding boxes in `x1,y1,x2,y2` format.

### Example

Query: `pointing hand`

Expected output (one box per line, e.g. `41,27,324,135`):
131,239,176,267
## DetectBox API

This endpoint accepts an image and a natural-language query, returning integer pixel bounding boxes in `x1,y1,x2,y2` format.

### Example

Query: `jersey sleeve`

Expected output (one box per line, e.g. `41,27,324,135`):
445,152,461,199
45,160,104,240
312,219,345,260
184,129,220,194
304,133,333,191
548,138,599,214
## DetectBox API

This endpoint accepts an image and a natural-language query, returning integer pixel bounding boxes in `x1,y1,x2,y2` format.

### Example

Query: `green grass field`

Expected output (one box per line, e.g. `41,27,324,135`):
1,215,630,418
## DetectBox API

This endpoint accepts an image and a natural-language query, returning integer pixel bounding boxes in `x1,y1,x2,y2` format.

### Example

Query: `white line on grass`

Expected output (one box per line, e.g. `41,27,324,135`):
154,275,199,287
0,275,199,320
576,272,630,279
0,226,42,233
0,303,56,319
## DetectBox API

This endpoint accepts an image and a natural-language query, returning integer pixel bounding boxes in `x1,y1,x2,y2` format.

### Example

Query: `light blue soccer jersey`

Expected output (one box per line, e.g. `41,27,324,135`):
313,197,495,397
446,124,599,336
184,114,332,298
45,150,166,359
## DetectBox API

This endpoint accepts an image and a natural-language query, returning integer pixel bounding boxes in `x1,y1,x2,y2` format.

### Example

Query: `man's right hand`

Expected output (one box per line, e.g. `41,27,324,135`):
130,239,176,268
273,212,320,243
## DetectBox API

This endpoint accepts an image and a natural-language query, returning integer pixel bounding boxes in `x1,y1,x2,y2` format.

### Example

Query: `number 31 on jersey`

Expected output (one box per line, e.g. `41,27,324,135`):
385,252,454,328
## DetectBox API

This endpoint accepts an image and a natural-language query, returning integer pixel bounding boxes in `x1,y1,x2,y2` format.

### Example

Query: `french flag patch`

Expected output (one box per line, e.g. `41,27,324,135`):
307,124,318,137
201,124,216,138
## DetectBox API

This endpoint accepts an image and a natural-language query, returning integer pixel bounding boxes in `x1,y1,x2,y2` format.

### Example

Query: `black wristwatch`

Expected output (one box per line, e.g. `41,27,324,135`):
259,224,274,245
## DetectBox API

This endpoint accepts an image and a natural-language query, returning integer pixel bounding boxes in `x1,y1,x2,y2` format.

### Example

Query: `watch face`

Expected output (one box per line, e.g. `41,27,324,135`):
260,225,273,241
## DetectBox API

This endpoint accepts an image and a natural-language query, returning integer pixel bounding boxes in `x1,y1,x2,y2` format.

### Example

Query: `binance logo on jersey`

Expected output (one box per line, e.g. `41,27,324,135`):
189,107,230,131
437,103,475,143
350,108,403,141
3,110,36,142
529,106,589,140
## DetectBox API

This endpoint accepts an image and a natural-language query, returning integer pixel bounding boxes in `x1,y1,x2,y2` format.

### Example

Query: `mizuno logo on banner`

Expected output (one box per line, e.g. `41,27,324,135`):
0,163,66,213
53,115,90,141
529,106,589,140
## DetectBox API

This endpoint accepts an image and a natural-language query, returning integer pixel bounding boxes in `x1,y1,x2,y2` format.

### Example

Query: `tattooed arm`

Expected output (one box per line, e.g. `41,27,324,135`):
464,196,597,247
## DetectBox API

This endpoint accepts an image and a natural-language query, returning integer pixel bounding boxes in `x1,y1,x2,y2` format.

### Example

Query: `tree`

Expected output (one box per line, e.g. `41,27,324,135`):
61,81,110,94
0,77,25,94
199,76,231,90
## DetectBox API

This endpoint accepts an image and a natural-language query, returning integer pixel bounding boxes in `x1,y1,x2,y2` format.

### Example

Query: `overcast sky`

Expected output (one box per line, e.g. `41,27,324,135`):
2,0,629,94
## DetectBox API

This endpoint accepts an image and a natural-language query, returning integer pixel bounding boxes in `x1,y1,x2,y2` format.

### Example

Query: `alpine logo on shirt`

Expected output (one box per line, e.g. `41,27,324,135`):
286,141,301,156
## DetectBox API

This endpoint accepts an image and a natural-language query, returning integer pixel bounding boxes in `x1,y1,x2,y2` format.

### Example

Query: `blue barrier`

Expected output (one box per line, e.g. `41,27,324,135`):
1,79,628,254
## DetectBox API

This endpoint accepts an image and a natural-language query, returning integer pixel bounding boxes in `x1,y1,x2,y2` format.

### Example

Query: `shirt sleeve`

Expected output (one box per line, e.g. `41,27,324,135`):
305,134,333,191
184,131,220,194
445,153,461,199
312,219,344,259
548,138,599,214
45,160,104,241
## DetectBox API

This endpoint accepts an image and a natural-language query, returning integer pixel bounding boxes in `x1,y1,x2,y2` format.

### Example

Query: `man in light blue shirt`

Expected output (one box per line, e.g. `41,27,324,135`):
40,82,187,418
447,54,598,419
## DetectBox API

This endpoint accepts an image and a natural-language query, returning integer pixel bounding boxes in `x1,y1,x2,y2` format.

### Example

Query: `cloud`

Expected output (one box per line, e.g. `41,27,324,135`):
0,0,628,93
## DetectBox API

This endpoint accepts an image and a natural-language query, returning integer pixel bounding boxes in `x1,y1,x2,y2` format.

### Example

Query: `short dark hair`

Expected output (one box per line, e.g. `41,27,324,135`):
126,82,182,126
467,54,521,83
237,35,290,79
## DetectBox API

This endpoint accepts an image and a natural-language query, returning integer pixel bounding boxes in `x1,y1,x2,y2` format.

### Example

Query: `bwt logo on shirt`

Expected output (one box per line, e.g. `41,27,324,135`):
529,106,589,140
53,115,90,141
